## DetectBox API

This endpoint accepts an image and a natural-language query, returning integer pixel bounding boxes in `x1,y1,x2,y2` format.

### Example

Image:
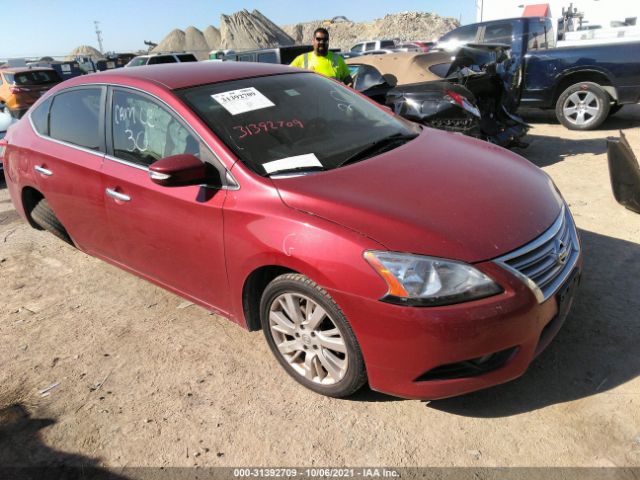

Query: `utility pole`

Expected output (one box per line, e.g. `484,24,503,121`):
94,21,104,54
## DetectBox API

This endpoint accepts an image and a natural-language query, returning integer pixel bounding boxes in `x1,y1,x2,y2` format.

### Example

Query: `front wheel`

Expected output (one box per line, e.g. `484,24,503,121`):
260,273,367,398
555,82,610,130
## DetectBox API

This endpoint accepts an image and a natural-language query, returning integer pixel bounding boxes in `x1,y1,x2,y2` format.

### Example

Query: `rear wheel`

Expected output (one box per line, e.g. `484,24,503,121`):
555,82,610,130
31,198,73,244
260,273,366,398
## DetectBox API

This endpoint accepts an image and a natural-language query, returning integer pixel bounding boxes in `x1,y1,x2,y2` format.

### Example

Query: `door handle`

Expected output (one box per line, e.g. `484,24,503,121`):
106,188,131,202
34,165,53,176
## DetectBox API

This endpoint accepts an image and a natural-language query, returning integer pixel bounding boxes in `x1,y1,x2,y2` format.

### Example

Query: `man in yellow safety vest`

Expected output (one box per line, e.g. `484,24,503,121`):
290,28,353,86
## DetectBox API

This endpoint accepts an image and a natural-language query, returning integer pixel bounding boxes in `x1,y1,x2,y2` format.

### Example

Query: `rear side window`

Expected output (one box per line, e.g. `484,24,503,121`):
49,88,103,150
257,52,278,63
148,56,177,65
483,23,513,44
352,65,386,90
128,57,147,67
176,54,197,62
428,63,451,78
380,40,395,49
30,97,53,135
10,70,61,85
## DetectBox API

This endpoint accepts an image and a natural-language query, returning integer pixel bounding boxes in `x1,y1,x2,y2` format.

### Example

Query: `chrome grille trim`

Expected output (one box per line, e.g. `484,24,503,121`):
494,204,580,303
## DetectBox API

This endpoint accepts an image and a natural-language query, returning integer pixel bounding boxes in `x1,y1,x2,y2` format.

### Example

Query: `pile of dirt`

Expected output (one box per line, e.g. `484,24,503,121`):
153,29,187,54
185,26,211,55
219,9,294,50
148,10,458,58
204,26,222,51
152,10,292,59
153,27,219,60
282,12,460,52
65,45,105,61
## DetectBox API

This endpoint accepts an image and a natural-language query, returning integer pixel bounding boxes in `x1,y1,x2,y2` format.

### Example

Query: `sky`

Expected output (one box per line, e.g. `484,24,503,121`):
1,0,476,59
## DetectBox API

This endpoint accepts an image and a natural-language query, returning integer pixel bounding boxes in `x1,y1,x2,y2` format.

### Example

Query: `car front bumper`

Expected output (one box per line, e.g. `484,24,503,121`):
328,258,582,400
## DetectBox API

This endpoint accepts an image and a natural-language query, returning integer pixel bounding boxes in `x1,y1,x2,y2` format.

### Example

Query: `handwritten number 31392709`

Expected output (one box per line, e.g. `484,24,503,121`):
233,119,304,140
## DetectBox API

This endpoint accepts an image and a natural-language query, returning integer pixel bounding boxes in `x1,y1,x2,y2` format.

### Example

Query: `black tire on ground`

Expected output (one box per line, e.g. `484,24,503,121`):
260,273,367,398
555,81,611,130
7,108,23,119
31,198,73,244
608,104,623,116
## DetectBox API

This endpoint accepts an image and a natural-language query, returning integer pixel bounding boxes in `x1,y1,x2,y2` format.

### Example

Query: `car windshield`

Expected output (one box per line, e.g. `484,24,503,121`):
6,70,61,85
177,72,419,176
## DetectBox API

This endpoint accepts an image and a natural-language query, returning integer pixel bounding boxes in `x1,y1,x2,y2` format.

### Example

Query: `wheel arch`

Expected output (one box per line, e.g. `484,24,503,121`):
21,186,45,230
242,265,297,331
553,69,617,104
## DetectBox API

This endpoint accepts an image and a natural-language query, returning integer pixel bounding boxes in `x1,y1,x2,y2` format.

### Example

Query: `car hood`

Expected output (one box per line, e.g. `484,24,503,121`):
273,128,562,263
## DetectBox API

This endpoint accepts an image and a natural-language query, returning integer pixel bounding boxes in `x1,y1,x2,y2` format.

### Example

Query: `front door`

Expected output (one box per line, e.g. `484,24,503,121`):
101,87,232,314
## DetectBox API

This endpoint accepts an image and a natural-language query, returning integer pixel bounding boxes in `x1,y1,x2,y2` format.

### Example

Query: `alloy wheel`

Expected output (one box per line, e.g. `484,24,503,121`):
268,292,348,385
562,91,601,127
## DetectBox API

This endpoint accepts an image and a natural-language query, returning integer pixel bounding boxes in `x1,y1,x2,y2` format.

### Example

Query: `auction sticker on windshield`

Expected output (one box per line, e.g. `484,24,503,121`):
212,87,275,116
263,153,322,174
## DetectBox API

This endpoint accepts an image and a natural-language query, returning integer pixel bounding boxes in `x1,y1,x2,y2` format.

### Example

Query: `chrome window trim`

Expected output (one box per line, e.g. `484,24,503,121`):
27,82,240,190
494,204,581,304
104,154,148,171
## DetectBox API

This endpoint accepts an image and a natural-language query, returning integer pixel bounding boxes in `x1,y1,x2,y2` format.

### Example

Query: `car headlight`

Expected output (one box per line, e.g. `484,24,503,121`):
364,250,502,306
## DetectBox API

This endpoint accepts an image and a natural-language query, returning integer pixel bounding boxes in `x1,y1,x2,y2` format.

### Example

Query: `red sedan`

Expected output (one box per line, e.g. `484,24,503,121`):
0,62,582,400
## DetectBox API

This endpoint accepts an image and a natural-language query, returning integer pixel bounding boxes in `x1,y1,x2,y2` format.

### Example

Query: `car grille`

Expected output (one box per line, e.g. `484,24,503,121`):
494,205,580,303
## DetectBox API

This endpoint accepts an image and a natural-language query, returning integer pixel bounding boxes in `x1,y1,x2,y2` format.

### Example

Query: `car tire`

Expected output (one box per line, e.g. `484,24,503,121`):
555,82,610,130
260,273,367,398
31,198,73,244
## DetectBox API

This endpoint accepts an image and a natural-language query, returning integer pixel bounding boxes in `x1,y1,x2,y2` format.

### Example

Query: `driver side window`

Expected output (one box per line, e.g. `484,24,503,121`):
111,90,198,167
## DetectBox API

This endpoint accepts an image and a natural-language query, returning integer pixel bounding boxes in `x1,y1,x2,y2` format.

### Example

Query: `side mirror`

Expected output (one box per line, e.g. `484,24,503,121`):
149,154,218,187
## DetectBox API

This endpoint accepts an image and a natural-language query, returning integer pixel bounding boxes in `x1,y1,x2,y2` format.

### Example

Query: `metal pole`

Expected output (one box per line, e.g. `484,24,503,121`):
94,21,104,54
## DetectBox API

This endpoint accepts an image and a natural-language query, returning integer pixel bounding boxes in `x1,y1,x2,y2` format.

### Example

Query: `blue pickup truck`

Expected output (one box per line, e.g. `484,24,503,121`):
438,17,640,130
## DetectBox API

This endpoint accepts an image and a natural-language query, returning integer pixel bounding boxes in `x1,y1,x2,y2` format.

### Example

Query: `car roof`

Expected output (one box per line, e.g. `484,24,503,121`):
59,61,302,90
135,52,194,58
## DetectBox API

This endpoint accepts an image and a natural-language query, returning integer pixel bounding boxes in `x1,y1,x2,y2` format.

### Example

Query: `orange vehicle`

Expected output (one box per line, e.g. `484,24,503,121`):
0,67,62,118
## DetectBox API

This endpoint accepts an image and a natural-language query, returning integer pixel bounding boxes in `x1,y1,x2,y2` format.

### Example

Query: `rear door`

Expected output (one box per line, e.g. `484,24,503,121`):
28,86,117,257
101,86,232,312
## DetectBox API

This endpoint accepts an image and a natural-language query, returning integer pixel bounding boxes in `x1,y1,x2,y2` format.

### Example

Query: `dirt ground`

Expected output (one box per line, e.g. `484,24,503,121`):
1,105,639,473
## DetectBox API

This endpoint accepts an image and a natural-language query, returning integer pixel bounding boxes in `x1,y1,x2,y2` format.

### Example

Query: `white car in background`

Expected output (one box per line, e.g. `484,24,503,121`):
0,104,17,172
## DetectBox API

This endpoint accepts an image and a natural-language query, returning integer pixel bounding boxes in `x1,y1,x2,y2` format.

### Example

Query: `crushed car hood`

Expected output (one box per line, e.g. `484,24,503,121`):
273,128,562,263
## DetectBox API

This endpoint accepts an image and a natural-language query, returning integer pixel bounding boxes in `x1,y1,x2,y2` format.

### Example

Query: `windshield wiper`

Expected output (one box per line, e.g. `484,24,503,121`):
337,133,418,168
267,165,326,177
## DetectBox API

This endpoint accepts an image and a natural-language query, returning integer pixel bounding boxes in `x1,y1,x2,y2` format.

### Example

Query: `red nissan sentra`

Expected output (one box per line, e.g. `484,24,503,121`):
0,62,582,400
